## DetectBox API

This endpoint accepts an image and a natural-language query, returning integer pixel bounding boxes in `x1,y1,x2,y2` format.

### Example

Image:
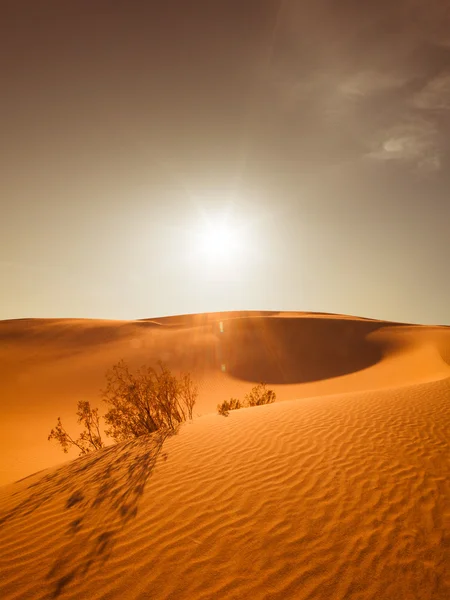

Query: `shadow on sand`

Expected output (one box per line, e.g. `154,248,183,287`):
217,317,390,384
0,429,173,598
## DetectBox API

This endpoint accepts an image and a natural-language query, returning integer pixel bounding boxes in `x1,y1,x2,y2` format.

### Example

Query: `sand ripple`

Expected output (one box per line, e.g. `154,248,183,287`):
1,375,450,599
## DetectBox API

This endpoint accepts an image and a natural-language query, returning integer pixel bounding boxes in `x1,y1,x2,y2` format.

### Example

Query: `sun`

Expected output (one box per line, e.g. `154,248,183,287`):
183,200,257,278
196,218,240,261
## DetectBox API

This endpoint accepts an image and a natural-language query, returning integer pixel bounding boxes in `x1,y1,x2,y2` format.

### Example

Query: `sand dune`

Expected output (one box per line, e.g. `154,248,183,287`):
1,311,450,598
1,312,449,486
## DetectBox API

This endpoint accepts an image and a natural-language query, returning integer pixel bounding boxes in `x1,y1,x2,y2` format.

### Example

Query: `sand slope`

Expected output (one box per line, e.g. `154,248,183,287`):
1,311,449,485
1,312,450,599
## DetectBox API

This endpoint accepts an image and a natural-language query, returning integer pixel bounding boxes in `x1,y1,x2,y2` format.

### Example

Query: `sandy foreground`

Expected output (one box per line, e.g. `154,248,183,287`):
0,311,449,599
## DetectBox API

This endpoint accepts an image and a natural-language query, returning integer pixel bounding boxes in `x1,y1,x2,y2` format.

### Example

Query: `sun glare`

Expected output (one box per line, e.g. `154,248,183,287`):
183,198,260,280
197,219,240,261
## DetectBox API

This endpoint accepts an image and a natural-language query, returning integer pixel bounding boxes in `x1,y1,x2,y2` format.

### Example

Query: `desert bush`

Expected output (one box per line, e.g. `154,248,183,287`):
48,400,105,455
102,360,197,442
49,361,198,454
244,383,276,407
217,383,276,416
217,397,243,417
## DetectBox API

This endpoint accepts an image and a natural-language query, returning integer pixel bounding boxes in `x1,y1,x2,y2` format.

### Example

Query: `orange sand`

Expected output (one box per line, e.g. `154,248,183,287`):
1,311,449,599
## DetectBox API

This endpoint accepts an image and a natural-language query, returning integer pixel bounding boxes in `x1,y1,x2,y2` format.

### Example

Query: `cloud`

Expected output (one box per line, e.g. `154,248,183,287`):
259,1,450,176
412,73,450,110
339,70,411,98
368,118,441,173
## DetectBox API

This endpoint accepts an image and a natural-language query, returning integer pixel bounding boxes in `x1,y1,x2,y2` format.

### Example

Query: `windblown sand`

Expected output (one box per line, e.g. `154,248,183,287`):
1,312,449,599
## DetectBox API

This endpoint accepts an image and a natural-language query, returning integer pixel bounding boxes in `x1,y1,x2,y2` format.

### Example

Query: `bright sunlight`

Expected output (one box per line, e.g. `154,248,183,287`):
181,196,265,284
196,217,241,261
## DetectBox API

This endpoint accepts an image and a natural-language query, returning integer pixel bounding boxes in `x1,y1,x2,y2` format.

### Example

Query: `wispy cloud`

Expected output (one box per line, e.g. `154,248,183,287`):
412,73,450,110
339,70,411,98
368,118,441,173
262,0,450,176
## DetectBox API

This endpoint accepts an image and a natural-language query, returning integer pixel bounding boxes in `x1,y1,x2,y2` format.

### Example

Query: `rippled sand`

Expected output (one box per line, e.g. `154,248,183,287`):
1,312,449,599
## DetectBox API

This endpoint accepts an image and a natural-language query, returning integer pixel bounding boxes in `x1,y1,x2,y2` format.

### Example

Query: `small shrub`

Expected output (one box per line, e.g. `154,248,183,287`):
217,383,276,416
48,400,105,456
217,398,243,417
102,360,197,442
244,383,276,407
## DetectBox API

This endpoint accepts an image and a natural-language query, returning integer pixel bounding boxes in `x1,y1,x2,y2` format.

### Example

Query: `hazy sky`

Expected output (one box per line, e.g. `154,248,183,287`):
1,0,449,324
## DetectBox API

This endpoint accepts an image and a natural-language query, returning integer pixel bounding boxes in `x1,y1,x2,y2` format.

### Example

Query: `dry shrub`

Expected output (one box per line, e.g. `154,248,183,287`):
217,383,276,416
217,398,243,417
49,361,198,454
48,400,105,455
102,360,197,442
244,383,276,407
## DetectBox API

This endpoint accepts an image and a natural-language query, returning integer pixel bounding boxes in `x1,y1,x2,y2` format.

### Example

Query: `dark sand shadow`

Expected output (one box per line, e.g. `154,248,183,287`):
0,430,174,598
216,317,390,384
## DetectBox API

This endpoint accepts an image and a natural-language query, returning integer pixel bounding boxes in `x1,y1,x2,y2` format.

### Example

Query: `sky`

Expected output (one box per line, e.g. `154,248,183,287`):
1,0,449,325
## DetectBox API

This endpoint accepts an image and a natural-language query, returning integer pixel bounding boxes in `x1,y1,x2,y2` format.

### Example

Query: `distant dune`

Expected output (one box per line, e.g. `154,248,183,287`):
1,311,450,599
